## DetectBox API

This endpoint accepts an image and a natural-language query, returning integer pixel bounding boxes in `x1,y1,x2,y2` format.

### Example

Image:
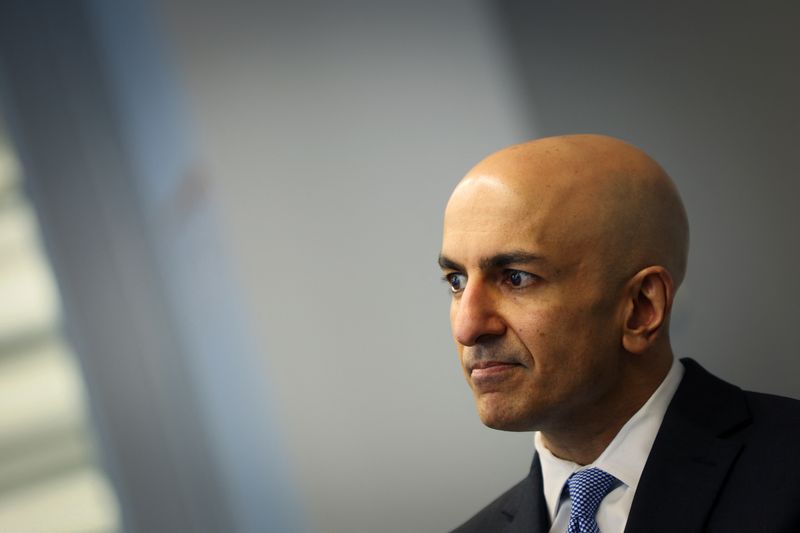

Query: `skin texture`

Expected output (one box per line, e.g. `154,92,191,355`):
439,134,689,465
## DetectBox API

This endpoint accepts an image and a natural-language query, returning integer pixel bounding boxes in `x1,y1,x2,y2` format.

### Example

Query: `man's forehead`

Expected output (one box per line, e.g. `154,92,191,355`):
441,178,612,279
443,171,588,240
445,176,542,225
441,202,555,272
448,156,597,216
446,174,520,208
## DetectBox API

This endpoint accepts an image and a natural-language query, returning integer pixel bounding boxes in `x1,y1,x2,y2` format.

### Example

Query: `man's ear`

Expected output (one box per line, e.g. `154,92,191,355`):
622,266,674,354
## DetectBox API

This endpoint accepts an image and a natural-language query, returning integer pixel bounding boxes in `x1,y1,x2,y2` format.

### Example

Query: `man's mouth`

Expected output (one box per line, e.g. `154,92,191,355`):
469,360,523,385
469,359,522,373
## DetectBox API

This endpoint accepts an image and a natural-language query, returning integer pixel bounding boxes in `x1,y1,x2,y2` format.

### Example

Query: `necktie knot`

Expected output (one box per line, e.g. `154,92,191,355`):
566,467,619,533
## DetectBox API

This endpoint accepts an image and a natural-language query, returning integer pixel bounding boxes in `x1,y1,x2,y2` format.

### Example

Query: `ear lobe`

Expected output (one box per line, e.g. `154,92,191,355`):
622,267,674,354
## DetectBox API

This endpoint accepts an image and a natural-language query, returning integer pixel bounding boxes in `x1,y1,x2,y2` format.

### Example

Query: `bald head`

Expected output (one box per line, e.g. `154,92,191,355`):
441,134,688,443
450,134,689,289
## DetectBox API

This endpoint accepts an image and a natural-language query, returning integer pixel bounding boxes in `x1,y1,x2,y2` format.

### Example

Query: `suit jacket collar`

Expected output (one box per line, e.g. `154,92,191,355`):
623,358,751,533
501,453,550,532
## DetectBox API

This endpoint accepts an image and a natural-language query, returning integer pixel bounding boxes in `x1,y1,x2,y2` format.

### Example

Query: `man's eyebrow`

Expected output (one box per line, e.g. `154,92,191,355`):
438,254,463,271
438,251,545,271
479,251,545,270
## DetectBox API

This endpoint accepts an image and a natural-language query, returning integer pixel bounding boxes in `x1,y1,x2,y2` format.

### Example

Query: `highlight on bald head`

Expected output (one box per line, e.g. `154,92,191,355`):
449,134,689,290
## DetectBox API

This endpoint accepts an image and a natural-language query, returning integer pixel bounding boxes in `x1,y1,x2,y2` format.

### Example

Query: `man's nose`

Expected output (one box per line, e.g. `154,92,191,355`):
452,281,506,346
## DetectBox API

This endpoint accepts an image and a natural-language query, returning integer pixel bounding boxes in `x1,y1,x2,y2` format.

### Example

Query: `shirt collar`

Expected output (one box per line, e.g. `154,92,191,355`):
534,358,685,521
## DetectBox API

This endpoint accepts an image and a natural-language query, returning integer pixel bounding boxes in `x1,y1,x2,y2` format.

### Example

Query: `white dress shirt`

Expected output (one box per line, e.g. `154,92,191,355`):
535,358,684,533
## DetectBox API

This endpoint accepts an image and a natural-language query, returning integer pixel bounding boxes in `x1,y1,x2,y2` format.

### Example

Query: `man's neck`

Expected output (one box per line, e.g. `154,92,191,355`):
539,357,672,465
540,416,630,466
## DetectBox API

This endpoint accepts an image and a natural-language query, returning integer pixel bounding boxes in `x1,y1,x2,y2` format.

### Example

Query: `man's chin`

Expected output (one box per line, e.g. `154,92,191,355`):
476,399,535,432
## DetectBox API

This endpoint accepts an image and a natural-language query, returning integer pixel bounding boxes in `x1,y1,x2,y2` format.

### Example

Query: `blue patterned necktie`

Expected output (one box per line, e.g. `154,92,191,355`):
565,467,619,533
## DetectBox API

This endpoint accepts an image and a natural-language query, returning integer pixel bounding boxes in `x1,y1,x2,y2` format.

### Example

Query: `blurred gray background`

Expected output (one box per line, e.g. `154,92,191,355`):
0,1,796,532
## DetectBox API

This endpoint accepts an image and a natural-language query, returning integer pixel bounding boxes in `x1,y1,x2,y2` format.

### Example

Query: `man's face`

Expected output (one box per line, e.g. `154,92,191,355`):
440,176,626,432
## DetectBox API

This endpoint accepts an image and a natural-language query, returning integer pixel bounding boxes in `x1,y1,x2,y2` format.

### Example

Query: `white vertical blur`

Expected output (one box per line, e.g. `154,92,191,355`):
0,125,120,532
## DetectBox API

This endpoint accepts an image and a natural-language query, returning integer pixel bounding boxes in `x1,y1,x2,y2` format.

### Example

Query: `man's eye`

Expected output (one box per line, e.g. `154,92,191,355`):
506,270,538,288
444,273,467,293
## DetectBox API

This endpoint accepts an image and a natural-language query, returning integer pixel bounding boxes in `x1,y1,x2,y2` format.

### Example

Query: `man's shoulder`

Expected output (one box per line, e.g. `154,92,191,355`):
744,387,800,417
622,359,800,532
737,388,800,451
684,372,800,530
677,357,800,425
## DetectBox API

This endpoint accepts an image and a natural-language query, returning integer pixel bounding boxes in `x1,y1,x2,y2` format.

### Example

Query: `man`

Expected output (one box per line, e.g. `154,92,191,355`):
439,135,800,533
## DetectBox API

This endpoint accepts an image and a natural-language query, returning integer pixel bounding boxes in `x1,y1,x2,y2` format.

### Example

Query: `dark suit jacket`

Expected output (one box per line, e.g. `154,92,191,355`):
452,358,800,532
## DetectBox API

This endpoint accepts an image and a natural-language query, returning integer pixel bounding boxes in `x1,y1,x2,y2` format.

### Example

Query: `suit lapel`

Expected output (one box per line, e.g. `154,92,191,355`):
504,454,550,533
624,359,750,533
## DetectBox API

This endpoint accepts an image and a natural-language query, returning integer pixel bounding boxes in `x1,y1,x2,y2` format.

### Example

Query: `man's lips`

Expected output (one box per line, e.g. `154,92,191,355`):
468,360,523,374
468,360,524,385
